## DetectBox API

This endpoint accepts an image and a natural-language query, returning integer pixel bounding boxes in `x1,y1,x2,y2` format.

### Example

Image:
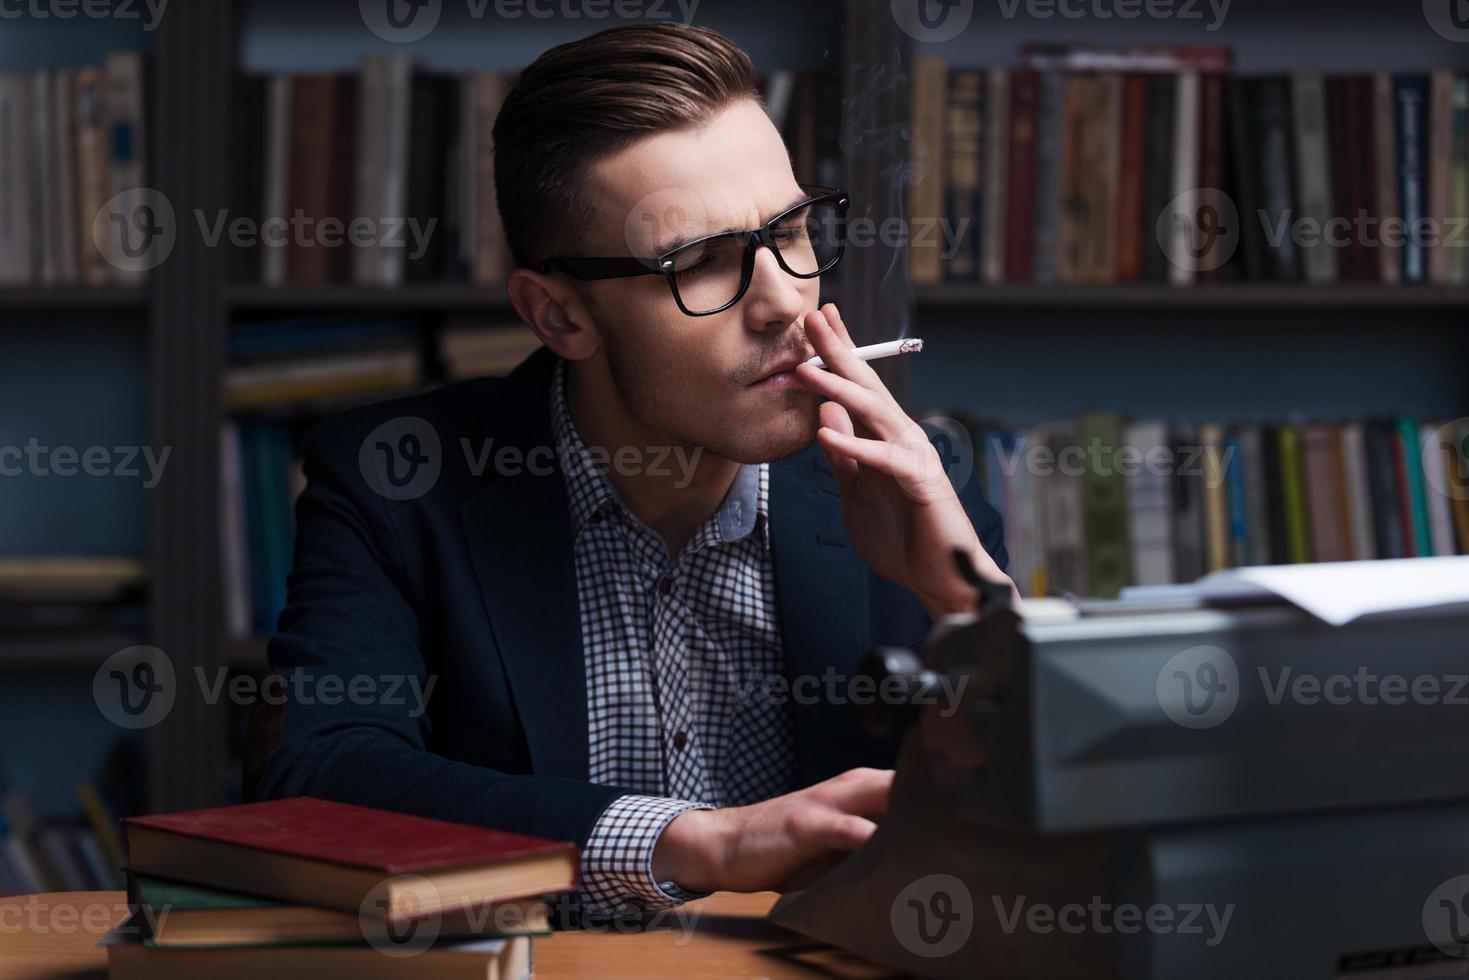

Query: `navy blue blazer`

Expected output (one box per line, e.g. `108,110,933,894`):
259,344,1007,849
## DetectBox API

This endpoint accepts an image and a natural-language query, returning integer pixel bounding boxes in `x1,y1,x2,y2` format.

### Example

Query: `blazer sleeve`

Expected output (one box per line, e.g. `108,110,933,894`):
256,413,625,849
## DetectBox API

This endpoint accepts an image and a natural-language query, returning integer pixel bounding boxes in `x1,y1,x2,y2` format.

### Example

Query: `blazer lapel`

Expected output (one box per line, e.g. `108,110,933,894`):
460,350,589,781
769,449,873,784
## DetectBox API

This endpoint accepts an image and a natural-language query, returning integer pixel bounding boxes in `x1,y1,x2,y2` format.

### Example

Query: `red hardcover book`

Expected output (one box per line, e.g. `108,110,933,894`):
1198,73,1227,282
1114,74,1149,283
126,797,579,922
1005,69,1040,281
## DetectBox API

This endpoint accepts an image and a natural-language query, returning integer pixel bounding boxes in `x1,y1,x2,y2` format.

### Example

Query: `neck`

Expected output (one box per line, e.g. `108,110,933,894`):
566,358,740,558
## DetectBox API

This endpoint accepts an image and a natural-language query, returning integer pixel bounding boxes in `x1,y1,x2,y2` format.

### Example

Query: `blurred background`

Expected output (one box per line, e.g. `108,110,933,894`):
0,0,1466,898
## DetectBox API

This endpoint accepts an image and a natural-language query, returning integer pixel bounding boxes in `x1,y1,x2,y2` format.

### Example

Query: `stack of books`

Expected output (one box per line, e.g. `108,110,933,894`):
104,797,577,979
909,43,1469,286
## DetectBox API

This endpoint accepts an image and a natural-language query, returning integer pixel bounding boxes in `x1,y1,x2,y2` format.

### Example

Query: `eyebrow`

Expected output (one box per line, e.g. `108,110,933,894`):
651,191,813,255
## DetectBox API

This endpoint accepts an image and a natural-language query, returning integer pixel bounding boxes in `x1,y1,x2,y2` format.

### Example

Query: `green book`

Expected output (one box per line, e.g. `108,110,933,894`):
1079,412,1128,597
129,873,551,948
1397,417,1434,556
1278,424,1313,564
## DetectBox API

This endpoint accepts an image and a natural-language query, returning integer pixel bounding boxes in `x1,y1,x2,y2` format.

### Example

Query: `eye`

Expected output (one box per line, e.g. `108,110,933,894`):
673,255,716,281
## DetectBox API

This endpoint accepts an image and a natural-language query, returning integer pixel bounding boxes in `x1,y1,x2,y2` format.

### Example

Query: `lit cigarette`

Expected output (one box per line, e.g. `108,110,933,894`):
805,338,923,371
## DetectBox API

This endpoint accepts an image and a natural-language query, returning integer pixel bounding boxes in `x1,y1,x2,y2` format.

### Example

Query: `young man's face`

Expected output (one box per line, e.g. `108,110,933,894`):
577,97,823,464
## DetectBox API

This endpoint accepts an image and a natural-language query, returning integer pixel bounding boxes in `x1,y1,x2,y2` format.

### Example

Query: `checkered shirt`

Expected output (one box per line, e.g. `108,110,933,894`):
548,358,800,916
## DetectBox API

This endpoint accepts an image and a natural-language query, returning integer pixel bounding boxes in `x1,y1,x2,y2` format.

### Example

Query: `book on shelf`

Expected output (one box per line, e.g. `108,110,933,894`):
908,44,1469,288
933,412,1469,599
0,52,145,288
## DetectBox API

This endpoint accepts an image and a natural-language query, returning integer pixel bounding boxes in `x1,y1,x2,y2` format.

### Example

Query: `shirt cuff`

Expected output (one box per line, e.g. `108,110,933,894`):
577,794,714,916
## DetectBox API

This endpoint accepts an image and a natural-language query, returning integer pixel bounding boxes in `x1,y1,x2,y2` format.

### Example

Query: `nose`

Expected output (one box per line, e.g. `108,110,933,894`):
741,240,811,334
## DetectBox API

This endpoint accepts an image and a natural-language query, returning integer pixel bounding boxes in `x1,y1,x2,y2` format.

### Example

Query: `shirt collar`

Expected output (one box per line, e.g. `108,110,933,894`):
550,357,769,548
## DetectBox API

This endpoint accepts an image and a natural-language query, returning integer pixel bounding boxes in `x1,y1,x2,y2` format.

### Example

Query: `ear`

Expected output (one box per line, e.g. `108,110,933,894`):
506,267,600,361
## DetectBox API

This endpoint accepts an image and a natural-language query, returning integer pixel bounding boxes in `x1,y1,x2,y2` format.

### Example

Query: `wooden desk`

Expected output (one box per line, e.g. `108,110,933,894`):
0,890,895,979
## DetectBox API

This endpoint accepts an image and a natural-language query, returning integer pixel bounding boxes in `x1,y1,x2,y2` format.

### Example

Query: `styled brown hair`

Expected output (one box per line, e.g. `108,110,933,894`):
491,23,762,270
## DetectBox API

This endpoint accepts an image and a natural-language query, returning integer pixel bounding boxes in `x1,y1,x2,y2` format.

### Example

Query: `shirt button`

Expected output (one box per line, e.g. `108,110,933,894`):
672,730,688,750
658,576,673,596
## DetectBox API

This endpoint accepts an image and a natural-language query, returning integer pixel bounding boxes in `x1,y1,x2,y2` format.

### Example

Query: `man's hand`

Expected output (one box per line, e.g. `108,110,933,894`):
651,768,893,893
792,303,1017,617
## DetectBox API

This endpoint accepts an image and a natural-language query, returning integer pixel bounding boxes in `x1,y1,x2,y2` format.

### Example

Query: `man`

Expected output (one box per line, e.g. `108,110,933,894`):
259,22,1011,916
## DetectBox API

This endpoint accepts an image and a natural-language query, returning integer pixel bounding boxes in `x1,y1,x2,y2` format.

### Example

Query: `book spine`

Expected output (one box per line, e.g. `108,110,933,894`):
1167,71,1200,286
73,68,109,285
1292,74,1337,283
1339,423,1377,560
1197,73,1227,282
980,68,1009,284
943,71,983,283
1372,73,1402,284
52,70,78,284
907,56,947,287
103,52,147,286
1396,74,1429,283
1030,72,1066,285
1142,74,1176,283
1278,424,1313,563
1227,77,1264,281
1201,423,1230,571
1080,413,1128,597
1451,77,1469,285
376,54,412,288
1114,73,1149,284
1255,76,1301,281
0,74,36,285
1005,69,1039,282
263,74,291,288
1427,71,1455,284
1397,417,1433,556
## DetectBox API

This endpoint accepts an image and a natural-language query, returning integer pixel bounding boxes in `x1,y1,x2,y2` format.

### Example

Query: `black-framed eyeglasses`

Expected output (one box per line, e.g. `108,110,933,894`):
533,185,849,317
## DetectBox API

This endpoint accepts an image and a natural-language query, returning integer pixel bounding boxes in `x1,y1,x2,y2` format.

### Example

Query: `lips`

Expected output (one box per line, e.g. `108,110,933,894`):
749,351,815,387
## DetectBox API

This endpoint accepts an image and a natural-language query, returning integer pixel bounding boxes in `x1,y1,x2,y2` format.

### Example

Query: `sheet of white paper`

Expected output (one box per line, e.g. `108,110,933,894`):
1193,556,1469,626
